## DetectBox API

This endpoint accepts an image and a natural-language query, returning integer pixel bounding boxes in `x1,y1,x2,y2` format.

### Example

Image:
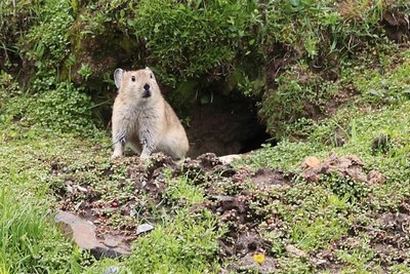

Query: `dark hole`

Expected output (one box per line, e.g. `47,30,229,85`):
239,131,274,154
185,91,275,157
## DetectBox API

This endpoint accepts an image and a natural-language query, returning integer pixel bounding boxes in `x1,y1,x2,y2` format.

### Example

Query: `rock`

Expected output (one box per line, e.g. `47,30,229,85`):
55,210,131,259
219,154,242,165
136,223,154,235
55,210,99,250
103,266,120,274
285,244,307,258
367,170,386,185
301,156,321,169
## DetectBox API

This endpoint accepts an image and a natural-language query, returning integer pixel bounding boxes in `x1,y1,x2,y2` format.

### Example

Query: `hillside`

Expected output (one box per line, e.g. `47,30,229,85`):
1,1,410,273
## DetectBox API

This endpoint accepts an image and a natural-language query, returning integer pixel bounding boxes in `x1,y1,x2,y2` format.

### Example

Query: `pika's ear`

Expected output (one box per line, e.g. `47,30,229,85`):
145,66,151,71
114,68,124,89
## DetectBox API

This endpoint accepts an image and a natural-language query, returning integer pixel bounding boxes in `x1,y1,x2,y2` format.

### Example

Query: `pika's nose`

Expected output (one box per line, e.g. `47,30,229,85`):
144,84,150,91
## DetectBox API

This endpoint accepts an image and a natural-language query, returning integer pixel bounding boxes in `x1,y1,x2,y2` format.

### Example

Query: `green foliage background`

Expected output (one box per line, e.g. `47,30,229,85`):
1,0,409,136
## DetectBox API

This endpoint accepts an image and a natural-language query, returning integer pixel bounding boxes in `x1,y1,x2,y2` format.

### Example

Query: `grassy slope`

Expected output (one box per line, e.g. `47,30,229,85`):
239,48,410,273
1,50,410,273
240,101,410,273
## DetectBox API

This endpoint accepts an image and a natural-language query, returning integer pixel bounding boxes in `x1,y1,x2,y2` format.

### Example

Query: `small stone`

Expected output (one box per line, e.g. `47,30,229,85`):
219,154,242,165
301,156,321,169
103,266,120,274
77,185,88,192
136,223,154,235
285,244,307,258
103,235,120,248
66,185,74,193
367,170,386,185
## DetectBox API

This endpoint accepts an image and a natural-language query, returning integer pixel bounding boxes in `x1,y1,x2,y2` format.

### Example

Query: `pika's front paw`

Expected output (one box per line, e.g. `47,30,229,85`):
110,153,123,160
139,153,150,160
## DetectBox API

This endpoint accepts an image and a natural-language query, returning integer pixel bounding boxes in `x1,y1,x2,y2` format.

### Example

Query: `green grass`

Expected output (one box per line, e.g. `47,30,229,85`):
1,45,410,273
237,94,410,271
0,130,107,273
126,210,222,274
164,174,205,207
0,184,82,273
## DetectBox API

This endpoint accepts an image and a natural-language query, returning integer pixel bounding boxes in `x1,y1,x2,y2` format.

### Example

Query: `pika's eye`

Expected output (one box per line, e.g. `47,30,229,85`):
131,76,136,82
150,74,153,79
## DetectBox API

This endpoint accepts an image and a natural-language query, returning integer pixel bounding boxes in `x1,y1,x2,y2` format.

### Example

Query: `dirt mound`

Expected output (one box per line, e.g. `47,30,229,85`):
382,10,410,43
53,152,291,266
52,152,396,272
370,202,410,266
314,205,410,271
301,154,385,185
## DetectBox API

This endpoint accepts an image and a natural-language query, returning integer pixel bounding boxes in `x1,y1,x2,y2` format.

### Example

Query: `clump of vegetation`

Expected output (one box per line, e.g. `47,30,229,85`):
1,82,96,135
356,55,410,104
259,62,339,138
2,0,409,136
126,210,221,273
131,0,259,85
22,0,74,90
0,71,20,107
27,82,96,134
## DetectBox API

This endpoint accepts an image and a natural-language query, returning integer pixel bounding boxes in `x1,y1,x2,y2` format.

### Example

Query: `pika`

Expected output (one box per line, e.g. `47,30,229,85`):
111,67,189,160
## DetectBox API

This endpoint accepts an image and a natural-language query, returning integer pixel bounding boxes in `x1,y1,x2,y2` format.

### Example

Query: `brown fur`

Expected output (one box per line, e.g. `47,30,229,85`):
111,67,189,160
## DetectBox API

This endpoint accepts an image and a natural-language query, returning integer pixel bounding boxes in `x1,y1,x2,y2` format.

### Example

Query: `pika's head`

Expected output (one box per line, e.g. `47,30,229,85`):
114,67,160,102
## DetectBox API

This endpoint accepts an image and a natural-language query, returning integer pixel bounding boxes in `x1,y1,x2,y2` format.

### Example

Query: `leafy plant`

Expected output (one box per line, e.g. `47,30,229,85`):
130,0,259,85
1,82,96,135
78,63,93,80
259,62,339,138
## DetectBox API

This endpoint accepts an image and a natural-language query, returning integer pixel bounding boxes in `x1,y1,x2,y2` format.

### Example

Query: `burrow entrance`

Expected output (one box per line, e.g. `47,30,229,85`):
183,92,272,158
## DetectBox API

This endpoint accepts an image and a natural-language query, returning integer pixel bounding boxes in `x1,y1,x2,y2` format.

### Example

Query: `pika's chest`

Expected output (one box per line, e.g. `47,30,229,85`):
121,106,159,127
